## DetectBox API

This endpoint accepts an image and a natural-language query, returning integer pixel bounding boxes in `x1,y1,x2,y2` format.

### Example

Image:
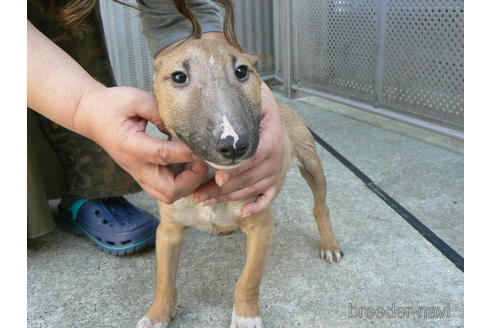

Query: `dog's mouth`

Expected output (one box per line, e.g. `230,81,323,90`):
172,127,259,170
205,160,246,170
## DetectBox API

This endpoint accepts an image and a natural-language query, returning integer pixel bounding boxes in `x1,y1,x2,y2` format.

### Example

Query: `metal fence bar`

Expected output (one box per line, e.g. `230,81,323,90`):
272,0,282,78
375,0,388,107
280,0,294,98
291,84,463,139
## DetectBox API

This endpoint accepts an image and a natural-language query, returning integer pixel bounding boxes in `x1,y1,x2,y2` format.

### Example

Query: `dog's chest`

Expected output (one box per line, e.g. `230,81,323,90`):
167,160,242,232
172,197,242,232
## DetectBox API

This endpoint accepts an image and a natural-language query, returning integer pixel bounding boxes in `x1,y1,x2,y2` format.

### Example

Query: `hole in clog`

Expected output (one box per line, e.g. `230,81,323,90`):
121,240,132,245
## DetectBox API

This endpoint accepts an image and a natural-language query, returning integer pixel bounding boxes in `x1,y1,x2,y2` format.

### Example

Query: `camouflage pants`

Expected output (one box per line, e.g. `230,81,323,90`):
27,0,140,238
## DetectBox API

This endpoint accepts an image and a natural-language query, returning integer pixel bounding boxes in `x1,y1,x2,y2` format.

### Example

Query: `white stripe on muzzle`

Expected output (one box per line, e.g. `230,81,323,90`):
220,115,240,149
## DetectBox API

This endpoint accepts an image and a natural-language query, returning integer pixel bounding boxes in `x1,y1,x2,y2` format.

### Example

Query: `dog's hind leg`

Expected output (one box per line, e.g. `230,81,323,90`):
286,114,342,263
231,209,274,328
136,212,187,328
298,150,343,263
298,145,343,262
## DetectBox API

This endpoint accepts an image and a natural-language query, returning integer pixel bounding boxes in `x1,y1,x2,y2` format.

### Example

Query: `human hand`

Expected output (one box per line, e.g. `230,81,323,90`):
193,82,286,217
74,86,209,203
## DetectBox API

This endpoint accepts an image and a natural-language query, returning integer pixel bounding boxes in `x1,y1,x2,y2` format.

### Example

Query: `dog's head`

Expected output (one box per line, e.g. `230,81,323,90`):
153,39,262,170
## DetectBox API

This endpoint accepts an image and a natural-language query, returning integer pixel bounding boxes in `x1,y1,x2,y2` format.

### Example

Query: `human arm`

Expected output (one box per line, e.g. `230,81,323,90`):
27,20,209,202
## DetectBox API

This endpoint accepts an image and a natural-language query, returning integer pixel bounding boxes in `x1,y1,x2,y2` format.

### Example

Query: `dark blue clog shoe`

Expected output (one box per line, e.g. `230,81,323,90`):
56,197,159,256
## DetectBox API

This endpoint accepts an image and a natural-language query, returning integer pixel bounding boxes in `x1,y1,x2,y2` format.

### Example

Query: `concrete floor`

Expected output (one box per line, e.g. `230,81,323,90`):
27,94,464,328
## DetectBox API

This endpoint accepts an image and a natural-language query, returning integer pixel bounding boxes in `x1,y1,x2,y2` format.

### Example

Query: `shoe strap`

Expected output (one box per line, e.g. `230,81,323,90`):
68,199,89,221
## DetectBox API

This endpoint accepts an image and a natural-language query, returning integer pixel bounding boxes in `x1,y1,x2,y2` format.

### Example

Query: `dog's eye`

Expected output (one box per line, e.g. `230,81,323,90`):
171,71,188,84
235,65,249,81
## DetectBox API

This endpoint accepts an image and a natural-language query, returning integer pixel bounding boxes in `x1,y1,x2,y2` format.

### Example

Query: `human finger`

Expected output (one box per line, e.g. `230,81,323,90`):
241,186,277,217
126,132,199,166
202,177,274,207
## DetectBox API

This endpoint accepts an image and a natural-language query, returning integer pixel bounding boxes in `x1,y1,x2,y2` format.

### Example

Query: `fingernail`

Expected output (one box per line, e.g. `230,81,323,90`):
217,173,229,187
203,198,217,206
241,209,251,217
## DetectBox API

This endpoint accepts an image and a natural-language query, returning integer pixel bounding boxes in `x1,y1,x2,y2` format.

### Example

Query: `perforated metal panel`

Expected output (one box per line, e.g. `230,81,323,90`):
380,0,464,127
293,0,379,103
290,0,463,130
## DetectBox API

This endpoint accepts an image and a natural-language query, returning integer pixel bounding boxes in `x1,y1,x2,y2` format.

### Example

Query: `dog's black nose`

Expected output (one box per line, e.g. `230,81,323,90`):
218,136,249,159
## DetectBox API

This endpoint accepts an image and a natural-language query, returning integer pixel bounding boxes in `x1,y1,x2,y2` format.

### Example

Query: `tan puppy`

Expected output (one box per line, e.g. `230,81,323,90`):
136,39,342,328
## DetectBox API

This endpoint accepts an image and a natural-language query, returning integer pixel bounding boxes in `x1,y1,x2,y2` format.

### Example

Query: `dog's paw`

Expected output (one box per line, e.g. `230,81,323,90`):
230,311,263,328
135,316,168,328
320,248,343,263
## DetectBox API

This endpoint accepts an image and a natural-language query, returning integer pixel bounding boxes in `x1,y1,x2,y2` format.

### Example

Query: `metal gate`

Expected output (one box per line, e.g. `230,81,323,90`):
277,0,463,136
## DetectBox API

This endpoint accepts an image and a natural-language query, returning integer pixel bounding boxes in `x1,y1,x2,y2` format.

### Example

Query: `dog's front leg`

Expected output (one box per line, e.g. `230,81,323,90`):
137,218,187,328
231,209,274,328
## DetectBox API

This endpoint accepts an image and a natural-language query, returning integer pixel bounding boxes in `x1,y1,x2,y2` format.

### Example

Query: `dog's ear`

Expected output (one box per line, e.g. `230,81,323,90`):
153,55,165,71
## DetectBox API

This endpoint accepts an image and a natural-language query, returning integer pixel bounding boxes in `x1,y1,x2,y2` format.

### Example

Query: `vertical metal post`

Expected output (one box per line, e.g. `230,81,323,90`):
280,0,294,98
272,0,281,78
374,0,388,108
